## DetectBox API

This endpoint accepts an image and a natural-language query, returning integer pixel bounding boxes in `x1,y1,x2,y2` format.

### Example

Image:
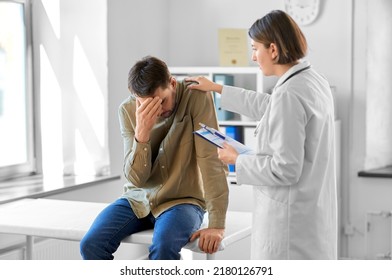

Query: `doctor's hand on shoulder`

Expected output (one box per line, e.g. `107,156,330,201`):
185,76,223,94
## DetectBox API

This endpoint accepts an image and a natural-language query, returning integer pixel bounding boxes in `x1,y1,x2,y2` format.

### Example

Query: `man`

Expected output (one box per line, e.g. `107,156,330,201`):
80,56,229,260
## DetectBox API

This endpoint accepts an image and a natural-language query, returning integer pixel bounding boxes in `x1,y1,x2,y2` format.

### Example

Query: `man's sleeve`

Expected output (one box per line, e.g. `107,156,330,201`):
118,104,152,187
190,90,229,229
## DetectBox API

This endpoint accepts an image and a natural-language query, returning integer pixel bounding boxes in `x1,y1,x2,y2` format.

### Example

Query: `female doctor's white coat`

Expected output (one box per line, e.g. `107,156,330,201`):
221,61,338,259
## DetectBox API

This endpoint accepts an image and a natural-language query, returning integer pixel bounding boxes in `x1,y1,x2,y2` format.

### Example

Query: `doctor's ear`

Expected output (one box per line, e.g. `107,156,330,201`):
269,43,279,61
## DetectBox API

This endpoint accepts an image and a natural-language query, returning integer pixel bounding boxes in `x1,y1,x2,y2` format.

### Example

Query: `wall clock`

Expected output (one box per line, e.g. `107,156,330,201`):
284,0,320,26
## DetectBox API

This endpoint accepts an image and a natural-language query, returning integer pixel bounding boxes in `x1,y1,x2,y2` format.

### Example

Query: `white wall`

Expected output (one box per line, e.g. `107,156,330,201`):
107,0,170,179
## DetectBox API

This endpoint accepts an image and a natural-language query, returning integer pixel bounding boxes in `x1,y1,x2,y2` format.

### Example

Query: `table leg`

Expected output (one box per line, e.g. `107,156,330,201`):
25,236,34,260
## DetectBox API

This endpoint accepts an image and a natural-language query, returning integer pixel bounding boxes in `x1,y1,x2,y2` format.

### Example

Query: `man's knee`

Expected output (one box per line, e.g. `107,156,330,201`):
149,238,182,260
80,235,93,259
80,234,114,260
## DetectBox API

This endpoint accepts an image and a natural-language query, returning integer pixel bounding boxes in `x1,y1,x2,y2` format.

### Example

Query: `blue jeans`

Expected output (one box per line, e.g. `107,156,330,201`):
80,198,205,260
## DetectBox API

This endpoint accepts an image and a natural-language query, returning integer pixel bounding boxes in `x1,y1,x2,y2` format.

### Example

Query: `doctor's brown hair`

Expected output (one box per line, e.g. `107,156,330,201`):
128,56,171,97
249,10,307,64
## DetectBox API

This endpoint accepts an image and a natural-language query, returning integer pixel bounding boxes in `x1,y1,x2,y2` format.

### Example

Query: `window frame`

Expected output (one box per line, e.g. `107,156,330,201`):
0,0,36,180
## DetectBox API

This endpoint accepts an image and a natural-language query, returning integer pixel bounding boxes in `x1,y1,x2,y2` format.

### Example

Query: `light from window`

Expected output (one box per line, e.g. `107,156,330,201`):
39,44,63,179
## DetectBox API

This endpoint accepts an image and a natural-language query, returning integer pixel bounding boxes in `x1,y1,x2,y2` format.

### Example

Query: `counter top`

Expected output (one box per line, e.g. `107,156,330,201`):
358,165,392,178
0,174,121,205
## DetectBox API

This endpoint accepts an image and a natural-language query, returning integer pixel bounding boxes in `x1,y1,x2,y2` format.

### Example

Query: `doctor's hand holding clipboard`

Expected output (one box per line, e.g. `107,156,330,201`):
217,142,239,165
186,10,338,261
194,122,254,165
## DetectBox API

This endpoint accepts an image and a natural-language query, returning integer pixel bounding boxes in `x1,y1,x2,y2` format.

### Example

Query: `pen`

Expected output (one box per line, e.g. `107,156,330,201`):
199,123,226,140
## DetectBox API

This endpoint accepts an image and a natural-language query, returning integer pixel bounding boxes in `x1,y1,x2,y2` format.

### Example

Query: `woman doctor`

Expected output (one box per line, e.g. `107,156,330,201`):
188,10,338,260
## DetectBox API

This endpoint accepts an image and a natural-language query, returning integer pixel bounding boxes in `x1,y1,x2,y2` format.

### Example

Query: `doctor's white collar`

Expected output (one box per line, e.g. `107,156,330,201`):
273,60,311,90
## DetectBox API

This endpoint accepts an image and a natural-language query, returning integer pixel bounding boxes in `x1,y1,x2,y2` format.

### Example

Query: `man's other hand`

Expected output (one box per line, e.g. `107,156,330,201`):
189,228,224,254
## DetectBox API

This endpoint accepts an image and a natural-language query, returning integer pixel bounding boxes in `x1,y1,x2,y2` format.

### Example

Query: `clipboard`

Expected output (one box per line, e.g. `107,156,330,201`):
193,123,255,155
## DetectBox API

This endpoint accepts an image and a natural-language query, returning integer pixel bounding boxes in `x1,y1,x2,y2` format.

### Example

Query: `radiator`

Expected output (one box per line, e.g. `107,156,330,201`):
33,239,81,260
365,211,392,260
0,239,80,260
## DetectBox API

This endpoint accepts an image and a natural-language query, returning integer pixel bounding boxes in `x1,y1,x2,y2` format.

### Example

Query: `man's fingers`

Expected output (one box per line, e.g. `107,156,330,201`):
212,240,219,253
148,98,162,117
136,98,151,117
199,238,217,254
137,97,162,118
198,235,206,252
194,228,224,254
190,230,200,242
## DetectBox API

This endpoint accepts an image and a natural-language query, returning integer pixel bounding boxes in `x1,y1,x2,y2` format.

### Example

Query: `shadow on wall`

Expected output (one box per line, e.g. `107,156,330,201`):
36,0,110,177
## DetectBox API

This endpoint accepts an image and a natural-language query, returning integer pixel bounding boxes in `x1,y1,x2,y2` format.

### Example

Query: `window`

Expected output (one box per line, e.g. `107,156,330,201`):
357,0,392,178
363,0,392,172
0,0,35,180
0,0,110,186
